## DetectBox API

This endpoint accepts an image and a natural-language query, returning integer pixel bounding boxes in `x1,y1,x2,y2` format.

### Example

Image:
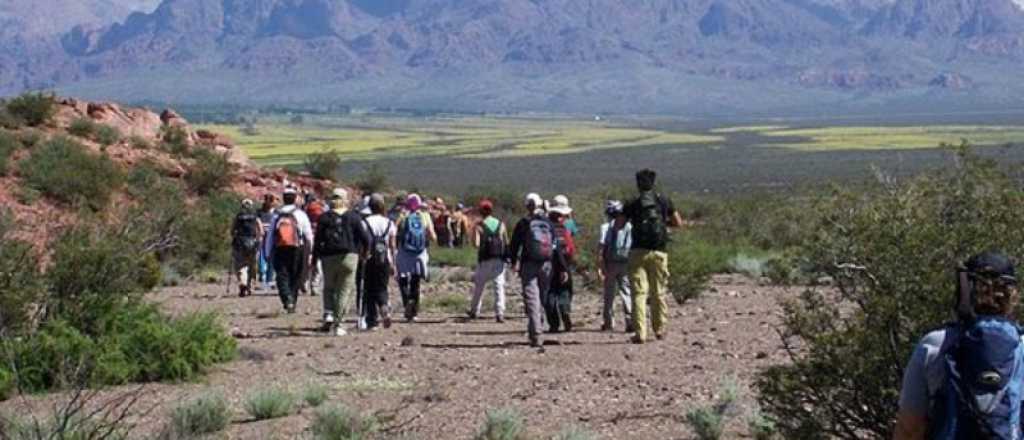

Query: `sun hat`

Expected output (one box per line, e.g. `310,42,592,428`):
241,199,254,209
605,200,624,216
549,194,573,215
524,193,543,209
283,186,298,196
329,188,348,201
407,194,423,212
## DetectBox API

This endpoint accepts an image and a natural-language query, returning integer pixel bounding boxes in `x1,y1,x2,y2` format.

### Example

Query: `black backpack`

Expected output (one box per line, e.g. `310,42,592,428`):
478,218,506,261
366,220,392,270
318,211,357,255
632,192,668,250
232,212,261,253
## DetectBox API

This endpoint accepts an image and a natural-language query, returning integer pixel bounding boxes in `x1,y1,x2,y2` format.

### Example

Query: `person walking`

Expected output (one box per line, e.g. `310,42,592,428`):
231,199,264,298
544,198,577,333
894,252,1024,440
597,201,633,332
395,194,436,322
510,193,554,348
451,203,470,248
257,193,277,291
302,192,327,296
625,169,683,344
313,188,370,335
362,194,397,331
264,187,315,313
468,199,508,323
355,195,373,330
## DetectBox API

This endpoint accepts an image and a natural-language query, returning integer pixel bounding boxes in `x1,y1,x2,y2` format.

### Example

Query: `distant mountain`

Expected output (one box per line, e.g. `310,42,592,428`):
4,0,1024,116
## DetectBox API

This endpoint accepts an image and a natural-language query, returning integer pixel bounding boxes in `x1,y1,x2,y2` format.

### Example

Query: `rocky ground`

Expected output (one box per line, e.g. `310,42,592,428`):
1,272,794,439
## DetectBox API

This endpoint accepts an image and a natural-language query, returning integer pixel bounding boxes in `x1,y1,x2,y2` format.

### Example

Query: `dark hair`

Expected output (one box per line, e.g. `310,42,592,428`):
283,194,297,205
636,169,657,191
369,194,386,214
480,205,493,217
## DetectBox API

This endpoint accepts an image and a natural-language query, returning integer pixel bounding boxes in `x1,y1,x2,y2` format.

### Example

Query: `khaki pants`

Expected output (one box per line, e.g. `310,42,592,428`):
322,253,359,320
233,248,259,292
470,258,506,318
603,262,633,330
628,250,669,342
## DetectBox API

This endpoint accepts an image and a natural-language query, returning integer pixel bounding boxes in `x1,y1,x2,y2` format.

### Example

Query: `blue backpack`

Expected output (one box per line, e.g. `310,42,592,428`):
402,213,427,254
930,316,1024,440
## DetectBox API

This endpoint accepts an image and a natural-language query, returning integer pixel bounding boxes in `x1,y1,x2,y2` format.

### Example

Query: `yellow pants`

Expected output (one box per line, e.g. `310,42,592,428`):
628,249,669,341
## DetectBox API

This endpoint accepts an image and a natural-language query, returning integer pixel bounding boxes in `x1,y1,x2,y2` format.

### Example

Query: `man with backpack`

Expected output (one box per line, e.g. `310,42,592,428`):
303,191,327,297
361,194,396,331
545,198,577,333
313,188,371,335
468,199,509,323
510,193,554,348
231,199,264,298
264,187,315,314
258,193,277,291
598,200,633,332
396,194,436,322
895,251,1023,440
625,169,684,344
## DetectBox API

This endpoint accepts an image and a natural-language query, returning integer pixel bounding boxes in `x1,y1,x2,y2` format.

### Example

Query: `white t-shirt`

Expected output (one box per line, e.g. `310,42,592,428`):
365,215,396,240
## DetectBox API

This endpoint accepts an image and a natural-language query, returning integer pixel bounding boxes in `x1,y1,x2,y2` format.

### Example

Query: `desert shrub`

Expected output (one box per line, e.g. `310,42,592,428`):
68,118,98,138
684,378,739,440
0,105,22,129
19,136,124,210
762,254,799,286
476,408,527,440
186,149,235,195
168,393,230,437
303,383,330,407
14,187,40,205
173,191,238,277
554,426,596,440
5,92,56,127
0,212,44,336
311,405,378,440
160,125,190,156
667,234,732,303
0,130,18,176
95,125,121,147
747,411,778,440
17,129,43,148
304,148,342,180
356,163,390,193
244,387,296,420
727,253,770,279
128,135,151,150
0,367,12,401
754,145,1024,439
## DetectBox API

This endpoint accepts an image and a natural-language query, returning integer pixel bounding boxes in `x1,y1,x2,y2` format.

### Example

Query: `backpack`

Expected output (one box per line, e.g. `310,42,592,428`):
929,317,1024,440
402,213,428,254
367,219,392,270
274,211,301,249
632,192,668,250
232,212,261,253
524,218,555,262
318,211,358,255
306,201,326,227
605,223,632,264
478,218,506,261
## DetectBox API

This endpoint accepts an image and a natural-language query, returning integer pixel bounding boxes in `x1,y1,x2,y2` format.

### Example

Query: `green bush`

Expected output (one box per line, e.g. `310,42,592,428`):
128,135,151,150
303,383,330,408
161,125,190,156
169,393,230,437
17,129,43,148
667,234,731,303
244,387,296,420
14,187,40,205
311,405,378,440
68,118,98,139
747,411,778,440
186,149,235,195
476,408,527,440
355,163,390,193
0,367,13,401
174,191,238,277
304,148,342,180
754,145,1024,440
96,125,121,147
0,105,21,129
0,214,44,335
684,378,739,440
431,246,477,268
0,130,19,176
19,136,124,210
5,92,56,127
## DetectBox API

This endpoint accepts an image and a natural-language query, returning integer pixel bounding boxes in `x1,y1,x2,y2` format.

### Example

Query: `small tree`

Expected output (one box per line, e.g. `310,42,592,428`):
304,148,342,180
755,144,1024,439
355,163,390,194
5,92,56,127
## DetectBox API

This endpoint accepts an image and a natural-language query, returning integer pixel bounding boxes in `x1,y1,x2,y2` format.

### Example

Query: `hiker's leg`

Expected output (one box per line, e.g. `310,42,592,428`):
602,268,616,329
469,261,490,316
246,251,259,291
520,263,543,342
399,276,411,319
321,254,342,319
336,254,359,320
649,251,670,337
538,262,554,331
613,265,634,330
273,252,291,307
232,250,246,289
494,261,507,319
629,250,650,341
409,275,421,318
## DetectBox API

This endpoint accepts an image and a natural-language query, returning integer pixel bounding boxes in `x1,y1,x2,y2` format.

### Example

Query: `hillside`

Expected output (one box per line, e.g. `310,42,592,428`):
5,0,1024,115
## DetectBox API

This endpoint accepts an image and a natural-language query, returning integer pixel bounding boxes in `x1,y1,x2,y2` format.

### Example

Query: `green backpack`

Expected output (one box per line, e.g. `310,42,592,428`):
632,192,668,250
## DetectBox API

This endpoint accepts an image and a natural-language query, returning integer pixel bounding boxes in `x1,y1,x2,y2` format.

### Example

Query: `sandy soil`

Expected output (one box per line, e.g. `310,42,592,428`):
1,273,795,439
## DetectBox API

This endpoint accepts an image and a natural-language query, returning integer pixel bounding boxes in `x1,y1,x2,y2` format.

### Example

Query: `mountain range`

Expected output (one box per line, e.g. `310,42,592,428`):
4,0,1024,116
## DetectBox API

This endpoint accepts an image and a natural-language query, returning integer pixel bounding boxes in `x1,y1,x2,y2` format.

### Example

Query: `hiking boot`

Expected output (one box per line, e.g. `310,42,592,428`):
630,335,646,344
655,333,665,341
529,336,543,348
496,315,505,323
382,316,392,329
286,303,296,314
562,314,573,332
625,322,636,333
601,323,613,332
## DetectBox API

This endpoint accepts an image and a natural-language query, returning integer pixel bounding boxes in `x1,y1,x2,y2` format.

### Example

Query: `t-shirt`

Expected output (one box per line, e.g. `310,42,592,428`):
599,221,632,263
364,214,397,264
565,218,579,237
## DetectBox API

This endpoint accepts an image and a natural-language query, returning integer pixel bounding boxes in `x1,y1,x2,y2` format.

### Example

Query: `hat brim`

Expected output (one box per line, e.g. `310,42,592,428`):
550,207,572,215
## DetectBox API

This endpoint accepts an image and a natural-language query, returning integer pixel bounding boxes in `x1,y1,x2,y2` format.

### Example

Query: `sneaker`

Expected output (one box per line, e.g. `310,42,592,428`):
334,326,347,337
496,315,505,323
466,310,478,320
238,286,247,298
630,335,646,344
286,304,296,314
382,316,392,329
601,323,613,332
529,336,543,348
655,333,665,341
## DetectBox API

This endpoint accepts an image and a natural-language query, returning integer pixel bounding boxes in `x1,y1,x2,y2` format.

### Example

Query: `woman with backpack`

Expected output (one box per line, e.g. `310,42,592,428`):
395,194,436,322
468,199,508,322
361,194,397,331
544,198,577,333
598,201,633,332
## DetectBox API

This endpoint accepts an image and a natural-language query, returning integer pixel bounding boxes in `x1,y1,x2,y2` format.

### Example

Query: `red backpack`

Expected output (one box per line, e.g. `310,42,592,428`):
275,213,301,249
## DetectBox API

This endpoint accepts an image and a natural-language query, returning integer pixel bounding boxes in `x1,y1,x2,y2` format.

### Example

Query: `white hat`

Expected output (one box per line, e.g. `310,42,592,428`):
359,195,371,215
525,193,543,209
549,194,572,215
283,186,298,196
329,188,348,201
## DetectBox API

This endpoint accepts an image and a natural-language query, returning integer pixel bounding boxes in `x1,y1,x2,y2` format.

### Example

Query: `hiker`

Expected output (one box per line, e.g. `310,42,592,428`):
553,195,580,238
510,193,554,348
396,194,436,322
313,188,370,335
598,201,633,332
451,203,470,248
354,195,372,330
388,193,407,223
231,199,264,298
362,194,397,330
894,252,1023,440
302,191,328,296
544,197,577,333
625,169,684,344
467,199,509,323
264,187,315,313
434,203,453,248
258,193,277,290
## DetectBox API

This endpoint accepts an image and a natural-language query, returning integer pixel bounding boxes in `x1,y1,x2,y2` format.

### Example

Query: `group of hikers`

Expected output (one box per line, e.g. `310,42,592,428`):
230,168,681,345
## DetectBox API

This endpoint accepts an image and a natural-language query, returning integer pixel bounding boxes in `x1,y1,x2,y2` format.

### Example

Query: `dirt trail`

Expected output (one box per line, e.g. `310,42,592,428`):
2,274,793,439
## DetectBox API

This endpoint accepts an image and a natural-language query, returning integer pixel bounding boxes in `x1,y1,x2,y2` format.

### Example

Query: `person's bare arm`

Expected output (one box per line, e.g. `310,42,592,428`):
670,211,684,228
892,411,926,440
